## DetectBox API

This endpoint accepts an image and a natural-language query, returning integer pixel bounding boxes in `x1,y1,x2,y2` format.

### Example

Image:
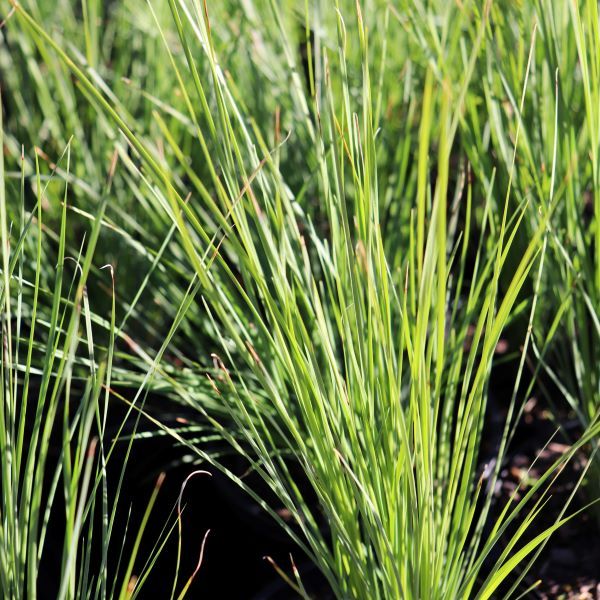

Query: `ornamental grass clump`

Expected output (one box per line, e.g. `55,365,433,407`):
4,0,600,597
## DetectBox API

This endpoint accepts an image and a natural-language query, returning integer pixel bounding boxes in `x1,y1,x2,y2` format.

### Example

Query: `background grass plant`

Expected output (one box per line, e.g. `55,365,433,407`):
456,0,600,516
0,116,172,598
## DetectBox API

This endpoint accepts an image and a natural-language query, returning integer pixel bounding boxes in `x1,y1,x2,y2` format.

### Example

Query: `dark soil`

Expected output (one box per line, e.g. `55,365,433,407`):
494,395,600,599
